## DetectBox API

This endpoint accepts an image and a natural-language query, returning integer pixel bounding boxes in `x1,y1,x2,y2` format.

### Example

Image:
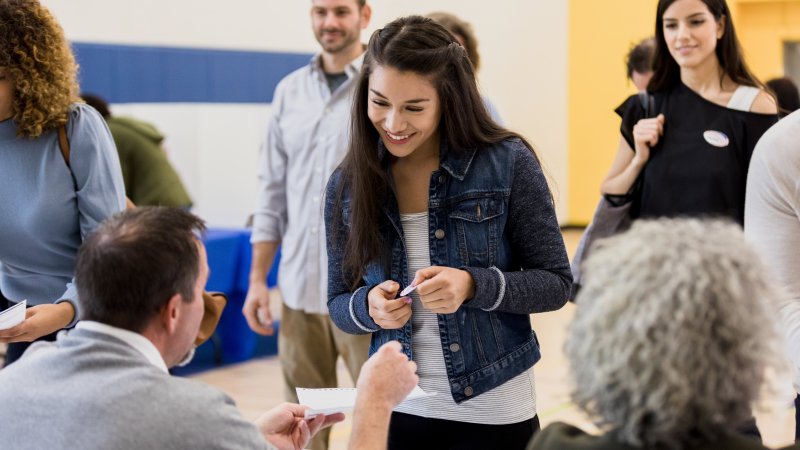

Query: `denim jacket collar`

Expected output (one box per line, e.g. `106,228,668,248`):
376,138,478,181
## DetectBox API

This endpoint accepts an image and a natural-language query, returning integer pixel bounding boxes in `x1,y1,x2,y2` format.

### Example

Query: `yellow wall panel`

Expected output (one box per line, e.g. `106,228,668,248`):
735,1,800,82
567,0,656,224
567,0,799,225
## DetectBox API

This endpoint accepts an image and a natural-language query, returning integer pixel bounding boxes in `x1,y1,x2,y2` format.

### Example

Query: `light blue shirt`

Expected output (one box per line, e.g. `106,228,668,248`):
252,53,363,313
0,103,126,326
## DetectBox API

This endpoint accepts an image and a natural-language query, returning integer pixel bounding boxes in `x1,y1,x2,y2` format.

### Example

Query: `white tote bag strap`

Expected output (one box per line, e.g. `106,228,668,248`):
727,85,760,112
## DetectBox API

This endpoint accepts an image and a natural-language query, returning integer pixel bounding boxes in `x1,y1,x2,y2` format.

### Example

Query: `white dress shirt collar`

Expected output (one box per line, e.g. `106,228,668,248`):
76,321,169,373
310,51,365,79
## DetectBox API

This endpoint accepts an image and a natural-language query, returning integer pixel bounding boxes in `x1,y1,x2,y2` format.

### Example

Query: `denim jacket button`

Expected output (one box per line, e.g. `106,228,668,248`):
464,386,474,397
449,343,460,352
434,229,445,239
438,175,446,184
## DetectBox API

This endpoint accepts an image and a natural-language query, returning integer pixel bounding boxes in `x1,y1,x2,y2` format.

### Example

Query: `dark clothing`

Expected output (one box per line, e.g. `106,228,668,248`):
325,138,572,403
527,422,795,450
324,72,348,93
389,411,540,450
616,83,778,224
106,116,192,208
796,394,800,441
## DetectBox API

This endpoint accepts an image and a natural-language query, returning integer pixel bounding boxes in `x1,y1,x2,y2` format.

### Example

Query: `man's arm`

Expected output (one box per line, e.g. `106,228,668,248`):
243,241,280,335
246,82,288,335
349,342,418,450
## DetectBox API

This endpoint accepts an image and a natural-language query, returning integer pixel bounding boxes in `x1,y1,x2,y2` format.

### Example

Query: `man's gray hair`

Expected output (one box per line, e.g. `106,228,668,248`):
569,218,787,449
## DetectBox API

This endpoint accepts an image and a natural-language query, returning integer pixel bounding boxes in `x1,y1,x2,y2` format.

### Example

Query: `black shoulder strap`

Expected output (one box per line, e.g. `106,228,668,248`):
637,91,657,118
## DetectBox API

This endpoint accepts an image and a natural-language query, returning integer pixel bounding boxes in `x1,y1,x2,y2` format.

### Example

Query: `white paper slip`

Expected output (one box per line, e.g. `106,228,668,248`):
297,385,434,418
0,300,27,330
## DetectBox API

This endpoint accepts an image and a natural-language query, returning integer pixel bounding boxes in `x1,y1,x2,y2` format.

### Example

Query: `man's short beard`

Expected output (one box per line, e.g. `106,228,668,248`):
321,36,357,54
316,23,360,55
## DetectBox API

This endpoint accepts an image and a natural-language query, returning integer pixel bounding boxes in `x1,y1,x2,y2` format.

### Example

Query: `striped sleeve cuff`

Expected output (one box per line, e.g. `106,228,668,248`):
481,267,506,311
461,266,507,311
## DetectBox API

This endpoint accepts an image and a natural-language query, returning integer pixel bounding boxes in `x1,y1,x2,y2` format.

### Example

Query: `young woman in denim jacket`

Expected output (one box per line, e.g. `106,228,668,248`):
325,16,571,450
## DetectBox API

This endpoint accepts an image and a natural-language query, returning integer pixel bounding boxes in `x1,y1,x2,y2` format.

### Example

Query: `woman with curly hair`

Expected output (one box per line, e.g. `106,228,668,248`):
529,219,793,450
0,0,125,365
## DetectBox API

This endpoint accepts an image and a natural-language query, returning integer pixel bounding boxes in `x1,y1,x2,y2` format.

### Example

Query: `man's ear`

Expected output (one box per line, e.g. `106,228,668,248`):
361,4,372,29
161,294,183,335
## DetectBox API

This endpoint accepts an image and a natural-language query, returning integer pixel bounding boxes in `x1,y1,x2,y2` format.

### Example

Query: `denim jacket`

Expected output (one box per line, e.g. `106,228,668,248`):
324,138,572,403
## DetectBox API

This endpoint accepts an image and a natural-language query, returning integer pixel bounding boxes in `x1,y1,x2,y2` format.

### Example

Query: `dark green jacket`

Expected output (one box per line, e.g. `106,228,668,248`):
107,116,192,208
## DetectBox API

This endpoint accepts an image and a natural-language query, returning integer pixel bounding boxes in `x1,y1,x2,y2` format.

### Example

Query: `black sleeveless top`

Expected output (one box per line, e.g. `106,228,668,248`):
616,83,778,225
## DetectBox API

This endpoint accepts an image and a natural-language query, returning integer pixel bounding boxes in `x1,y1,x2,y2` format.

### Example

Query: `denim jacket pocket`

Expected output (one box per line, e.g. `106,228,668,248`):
454,307,535,381
448,195,505,267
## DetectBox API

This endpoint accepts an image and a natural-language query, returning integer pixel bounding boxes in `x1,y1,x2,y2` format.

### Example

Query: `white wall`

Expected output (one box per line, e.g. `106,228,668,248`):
368,1,570,219
43,0,568,226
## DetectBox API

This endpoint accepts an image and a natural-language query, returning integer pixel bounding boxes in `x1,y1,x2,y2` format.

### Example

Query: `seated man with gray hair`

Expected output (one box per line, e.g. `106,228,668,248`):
0,208,418,450
528,219,797,450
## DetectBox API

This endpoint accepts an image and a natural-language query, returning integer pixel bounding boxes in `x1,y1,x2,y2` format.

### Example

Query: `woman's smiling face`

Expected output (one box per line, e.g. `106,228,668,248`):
662,0,725,70
367,64,441,160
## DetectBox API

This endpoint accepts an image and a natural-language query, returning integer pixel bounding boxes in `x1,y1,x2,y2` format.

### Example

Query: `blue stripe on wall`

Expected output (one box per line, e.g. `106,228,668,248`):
72,42,314,104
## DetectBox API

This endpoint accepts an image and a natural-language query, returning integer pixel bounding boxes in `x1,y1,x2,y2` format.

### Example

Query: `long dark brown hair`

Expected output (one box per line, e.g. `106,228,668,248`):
333,15,534,288
648,0,764,92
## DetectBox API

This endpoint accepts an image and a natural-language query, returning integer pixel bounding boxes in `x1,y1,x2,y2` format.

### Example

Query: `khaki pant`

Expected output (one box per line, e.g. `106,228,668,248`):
280,303,371,450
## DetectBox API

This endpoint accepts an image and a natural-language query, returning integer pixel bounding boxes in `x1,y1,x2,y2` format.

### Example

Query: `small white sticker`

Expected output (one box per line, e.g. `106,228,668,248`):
703,130,730,148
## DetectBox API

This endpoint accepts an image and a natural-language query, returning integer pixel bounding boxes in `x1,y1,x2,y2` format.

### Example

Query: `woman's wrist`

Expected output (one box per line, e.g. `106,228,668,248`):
56,301,76,327
631,153,648,169
461,269,475,303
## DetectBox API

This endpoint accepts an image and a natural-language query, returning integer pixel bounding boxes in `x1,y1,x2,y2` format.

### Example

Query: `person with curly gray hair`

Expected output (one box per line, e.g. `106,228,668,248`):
528,218,793,450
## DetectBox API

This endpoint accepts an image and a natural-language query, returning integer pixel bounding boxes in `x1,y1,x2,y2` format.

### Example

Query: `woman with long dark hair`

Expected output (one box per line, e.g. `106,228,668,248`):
324,15,571,450
0,0,125,365
601,0,778,225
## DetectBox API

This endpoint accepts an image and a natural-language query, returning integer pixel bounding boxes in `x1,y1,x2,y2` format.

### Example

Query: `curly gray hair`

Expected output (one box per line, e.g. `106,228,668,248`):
568,219,785,449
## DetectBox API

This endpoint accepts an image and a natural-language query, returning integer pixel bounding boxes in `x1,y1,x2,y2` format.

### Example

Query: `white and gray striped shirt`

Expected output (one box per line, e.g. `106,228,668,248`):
393,212,537,424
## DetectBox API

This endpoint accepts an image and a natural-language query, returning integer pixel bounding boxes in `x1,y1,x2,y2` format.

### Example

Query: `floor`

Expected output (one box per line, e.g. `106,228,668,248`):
191,230,797,449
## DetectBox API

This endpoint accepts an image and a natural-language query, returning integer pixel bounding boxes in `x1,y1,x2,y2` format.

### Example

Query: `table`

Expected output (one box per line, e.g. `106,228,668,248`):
183,228,281,371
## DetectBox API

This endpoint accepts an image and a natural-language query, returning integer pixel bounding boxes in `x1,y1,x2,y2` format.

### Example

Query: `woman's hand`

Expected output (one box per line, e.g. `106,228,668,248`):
632,114,665,166
0,302,74,343
367,281,412,329
411,267,475,314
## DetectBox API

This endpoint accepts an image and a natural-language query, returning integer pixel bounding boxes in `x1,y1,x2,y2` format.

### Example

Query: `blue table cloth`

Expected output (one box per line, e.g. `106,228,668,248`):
196,228,281,365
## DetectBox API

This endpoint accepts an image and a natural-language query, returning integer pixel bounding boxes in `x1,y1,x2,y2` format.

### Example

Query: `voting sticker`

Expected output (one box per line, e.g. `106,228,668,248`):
703,130,730,148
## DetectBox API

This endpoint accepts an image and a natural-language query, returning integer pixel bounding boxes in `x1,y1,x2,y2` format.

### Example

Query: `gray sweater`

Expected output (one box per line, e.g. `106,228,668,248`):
0,103,125,324
0,327,273,450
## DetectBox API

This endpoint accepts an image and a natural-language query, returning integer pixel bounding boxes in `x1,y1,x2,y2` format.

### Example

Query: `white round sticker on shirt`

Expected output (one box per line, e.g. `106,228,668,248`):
703,130,730,148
